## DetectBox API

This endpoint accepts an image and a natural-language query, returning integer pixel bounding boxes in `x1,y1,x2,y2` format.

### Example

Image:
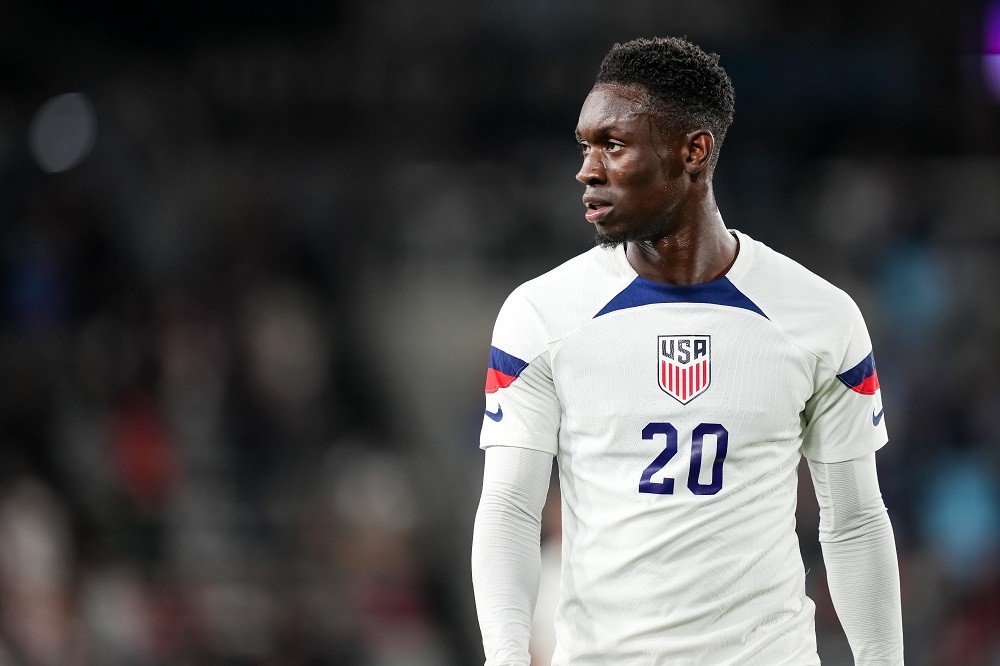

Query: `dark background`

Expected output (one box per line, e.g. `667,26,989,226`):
1,1,998,664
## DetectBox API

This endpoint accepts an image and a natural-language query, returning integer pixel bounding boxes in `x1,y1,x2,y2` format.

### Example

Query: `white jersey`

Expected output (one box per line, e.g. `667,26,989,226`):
480,231,887,666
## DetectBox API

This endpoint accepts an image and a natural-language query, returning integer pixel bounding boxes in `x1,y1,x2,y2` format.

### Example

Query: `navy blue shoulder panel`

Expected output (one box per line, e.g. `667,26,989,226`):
594,276,768,319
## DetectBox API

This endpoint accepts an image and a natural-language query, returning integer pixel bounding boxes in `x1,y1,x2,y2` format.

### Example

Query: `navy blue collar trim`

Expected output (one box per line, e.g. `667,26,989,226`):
594,276,768,319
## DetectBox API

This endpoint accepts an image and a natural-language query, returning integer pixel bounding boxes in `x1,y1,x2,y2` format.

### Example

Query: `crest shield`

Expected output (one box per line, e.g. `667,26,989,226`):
657,335,711,404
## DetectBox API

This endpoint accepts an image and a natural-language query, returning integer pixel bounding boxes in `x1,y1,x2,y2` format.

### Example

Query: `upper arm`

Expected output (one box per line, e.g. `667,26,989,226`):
481,289,561,456
801,293,888,463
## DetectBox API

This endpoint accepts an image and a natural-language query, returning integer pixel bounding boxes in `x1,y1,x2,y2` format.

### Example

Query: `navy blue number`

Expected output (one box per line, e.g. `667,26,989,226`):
687,423,729,495
638,422,679,494
639,422,729,496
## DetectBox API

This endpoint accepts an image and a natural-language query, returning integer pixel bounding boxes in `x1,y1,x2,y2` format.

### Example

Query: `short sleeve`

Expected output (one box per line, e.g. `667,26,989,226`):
480,288,561,456
801,295,888,463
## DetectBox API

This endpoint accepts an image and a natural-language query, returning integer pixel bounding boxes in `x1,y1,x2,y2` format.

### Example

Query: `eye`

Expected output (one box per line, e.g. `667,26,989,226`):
606,141,624,153
577,141,590,155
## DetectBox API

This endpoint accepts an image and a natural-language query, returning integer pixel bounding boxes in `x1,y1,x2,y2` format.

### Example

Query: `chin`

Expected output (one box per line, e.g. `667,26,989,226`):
594,217,667,249
594,230,626,249
592,217,630,248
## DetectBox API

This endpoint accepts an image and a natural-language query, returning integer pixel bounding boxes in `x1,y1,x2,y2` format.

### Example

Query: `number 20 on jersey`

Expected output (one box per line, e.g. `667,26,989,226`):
639,422,729,495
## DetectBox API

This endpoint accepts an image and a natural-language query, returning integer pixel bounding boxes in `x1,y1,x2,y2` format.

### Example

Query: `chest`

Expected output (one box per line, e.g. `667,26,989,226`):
550,305,813,443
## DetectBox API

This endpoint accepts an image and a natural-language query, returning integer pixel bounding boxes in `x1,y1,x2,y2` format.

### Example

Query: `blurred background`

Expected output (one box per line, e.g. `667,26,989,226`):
1,0,999,664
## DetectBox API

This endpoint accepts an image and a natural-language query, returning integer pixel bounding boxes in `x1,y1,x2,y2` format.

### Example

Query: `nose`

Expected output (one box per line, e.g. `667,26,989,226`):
575,150,606,186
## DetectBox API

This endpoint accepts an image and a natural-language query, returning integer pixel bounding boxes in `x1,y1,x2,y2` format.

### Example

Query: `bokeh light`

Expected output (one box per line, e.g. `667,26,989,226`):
985,0,1000,101
28,92,97,173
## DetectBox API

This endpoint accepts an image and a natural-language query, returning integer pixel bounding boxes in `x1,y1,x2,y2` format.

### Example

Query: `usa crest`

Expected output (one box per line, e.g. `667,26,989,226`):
657,335,711,404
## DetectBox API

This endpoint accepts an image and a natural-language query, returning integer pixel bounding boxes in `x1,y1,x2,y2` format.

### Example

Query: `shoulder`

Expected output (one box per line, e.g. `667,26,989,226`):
730,232,871,368
502,245,634,319
514,245,627,296
492,246,634,357
731,231,862,319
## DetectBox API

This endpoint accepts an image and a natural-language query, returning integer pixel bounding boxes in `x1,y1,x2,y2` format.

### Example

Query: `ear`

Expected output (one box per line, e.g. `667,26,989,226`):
682,130,715,175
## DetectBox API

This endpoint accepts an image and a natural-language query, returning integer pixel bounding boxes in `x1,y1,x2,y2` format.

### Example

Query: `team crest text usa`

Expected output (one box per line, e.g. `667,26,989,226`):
657,335,711,404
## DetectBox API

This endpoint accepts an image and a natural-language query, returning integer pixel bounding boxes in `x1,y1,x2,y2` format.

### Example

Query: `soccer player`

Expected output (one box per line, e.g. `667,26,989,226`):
471,37,904,665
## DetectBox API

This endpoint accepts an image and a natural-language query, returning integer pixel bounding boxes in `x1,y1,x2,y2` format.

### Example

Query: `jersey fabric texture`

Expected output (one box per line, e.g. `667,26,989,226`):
480,231,888,666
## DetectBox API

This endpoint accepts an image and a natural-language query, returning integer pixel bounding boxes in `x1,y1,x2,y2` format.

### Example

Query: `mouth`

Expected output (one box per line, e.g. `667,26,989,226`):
584,197,613,223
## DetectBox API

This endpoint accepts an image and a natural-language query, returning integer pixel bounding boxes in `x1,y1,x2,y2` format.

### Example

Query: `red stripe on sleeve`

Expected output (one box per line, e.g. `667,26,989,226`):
485,368,518,394
851,371,880,395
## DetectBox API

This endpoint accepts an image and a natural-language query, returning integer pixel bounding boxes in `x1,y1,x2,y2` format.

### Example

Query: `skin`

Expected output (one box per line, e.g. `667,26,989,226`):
575,83,737,285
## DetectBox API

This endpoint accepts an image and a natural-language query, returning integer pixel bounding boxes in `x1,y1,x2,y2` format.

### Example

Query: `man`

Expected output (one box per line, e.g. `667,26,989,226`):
471,36,904,666
472,38,902,666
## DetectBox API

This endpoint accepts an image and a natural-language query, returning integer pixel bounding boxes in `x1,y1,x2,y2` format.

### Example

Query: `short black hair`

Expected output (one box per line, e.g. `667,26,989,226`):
595,37,735,168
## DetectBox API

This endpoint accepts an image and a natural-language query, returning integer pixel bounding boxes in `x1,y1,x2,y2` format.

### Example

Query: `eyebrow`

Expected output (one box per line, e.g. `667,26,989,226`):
575,124,630,139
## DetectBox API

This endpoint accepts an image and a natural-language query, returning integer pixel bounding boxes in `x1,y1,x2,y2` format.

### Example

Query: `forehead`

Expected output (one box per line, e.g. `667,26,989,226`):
576,83,655,135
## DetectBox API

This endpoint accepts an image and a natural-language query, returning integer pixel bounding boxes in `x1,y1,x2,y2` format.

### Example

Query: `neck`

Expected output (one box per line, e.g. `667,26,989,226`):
625,192,737,285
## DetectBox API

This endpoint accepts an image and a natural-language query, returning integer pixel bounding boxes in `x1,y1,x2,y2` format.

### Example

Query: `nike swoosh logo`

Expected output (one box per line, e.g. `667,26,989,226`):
872,408,885,426
485,405,503,422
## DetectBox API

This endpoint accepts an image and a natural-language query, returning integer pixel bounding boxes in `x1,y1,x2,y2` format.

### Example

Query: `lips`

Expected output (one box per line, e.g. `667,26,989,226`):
583,195,613,223
585,204,613,223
